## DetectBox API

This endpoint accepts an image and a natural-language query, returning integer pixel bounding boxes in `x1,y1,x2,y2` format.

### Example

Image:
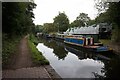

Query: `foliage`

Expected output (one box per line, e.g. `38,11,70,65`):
70,20,84,28
95,12,110,24
111,24,120,42
2,34,21,66
107,2,120,42
94,1,110,24
76,13,91,26
88,20,96,26
35,25,43,33
107,2,120,29
95,1,120,43
28,35,49,65
94,0,109,14
70,13,91,28
2,2,36,36
53,12,69,32
43,23,57,33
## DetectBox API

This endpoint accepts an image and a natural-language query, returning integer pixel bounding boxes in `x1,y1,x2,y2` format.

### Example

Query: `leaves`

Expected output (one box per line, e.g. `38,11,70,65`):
53,12,69,32
2,2,36,36
70,13,91,28
95,1,120,42
43,23,57,33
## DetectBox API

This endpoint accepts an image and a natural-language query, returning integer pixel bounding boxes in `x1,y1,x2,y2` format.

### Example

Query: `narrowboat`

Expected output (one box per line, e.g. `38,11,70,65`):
64,35,113,53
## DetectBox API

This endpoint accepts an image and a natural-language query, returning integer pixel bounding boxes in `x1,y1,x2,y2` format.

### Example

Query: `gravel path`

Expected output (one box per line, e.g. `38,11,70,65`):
2,36,51,79
13,36,33,69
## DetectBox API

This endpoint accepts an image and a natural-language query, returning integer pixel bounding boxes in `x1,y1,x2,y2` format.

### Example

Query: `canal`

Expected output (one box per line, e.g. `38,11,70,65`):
36,38,120,78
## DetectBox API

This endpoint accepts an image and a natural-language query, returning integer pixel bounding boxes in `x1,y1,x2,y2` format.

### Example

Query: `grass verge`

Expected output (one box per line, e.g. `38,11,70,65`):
99,39,111,46
29,34,39,45
28,34,49,65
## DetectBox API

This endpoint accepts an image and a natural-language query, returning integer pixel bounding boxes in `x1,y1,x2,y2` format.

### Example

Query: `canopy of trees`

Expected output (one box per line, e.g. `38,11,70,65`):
70,13,91,27
108,2,120,28
70,19,84,28
76,13,91,25
35,12,70,34
95,1,120,42
108,2,120,42
35,25,43,33
3,2,36,37
95,12,110,24
43,23,57,33
53,12,69,32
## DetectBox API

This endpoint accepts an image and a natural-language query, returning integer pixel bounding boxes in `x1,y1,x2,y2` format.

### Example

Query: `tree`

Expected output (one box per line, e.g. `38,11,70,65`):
107,2,120,42
95,12,110,24
70,20,84,28
95,0,109,14
2,2,36,37
107,2,120,28
88,20,96,26
43,23,57,33
76,13,91,26
70,13,91,28
95,1,120,42
35,25,43,33
53,12,69,32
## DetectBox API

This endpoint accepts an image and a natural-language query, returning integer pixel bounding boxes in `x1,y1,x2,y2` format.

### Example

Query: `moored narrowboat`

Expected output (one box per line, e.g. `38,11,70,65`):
64,35,112,53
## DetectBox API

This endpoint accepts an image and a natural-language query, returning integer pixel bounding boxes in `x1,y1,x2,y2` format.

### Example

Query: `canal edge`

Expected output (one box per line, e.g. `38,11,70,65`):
44,65,62,80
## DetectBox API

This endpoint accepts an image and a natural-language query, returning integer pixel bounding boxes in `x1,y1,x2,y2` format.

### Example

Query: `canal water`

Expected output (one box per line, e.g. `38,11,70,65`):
36,38,120,78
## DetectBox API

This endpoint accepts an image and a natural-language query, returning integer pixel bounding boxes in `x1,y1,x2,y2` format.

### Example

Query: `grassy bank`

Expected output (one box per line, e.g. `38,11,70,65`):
28,34,49,65
100,39,120,54
99,39,111,46
29,34,39,45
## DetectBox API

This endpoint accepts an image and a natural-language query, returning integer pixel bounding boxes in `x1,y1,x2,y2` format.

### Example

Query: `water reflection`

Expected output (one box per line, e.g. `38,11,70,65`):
39,38,68,60
37,38,120,78
103,56,120,79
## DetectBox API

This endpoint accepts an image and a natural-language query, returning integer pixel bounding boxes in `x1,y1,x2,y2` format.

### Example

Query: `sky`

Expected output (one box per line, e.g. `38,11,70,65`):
33,0,98,25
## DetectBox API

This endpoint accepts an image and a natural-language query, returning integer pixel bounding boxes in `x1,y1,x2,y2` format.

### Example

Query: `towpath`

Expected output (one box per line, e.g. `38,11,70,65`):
2,36,51,79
